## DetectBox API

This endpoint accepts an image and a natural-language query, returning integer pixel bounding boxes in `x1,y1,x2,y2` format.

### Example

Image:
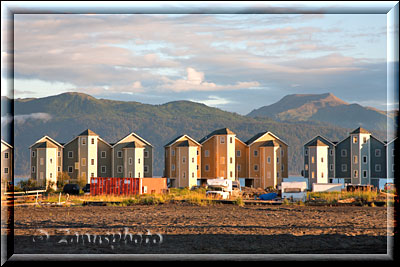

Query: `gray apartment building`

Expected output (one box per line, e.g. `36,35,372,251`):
30,129,153,188
303,127,395,188
1,140,13,192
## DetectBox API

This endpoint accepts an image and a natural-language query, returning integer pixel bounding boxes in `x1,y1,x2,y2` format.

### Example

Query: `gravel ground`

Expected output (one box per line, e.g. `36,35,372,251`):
2,203,395,256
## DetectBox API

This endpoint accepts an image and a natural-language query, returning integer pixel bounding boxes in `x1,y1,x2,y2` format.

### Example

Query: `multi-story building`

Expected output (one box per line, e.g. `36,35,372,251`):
199,128,236,181
303,135,335,186
303,127,392,188
29,136,63,189
1,140,13,192
30,129,153,188
164,135,201,188
164,128,288,189
245,131,289,189
386,137,397,180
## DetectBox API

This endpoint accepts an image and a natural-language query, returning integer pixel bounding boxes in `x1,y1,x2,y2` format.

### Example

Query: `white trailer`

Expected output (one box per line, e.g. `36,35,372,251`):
206,178,232,199
312,183,344,192
281,181,307,202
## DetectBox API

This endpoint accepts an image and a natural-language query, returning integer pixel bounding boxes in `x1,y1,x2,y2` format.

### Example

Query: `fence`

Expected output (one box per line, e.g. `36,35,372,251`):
90,177,140,196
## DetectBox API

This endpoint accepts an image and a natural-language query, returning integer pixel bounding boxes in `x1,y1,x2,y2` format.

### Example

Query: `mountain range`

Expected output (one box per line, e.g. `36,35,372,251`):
247,92,397,132
1,92,393,178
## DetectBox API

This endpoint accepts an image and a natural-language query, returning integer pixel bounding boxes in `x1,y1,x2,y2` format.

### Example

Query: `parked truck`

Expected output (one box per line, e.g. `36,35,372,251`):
206,178,233,199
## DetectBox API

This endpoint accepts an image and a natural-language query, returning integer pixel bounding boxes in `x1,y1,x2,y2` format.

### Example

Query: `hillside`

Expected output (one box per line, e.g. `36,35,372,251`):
247,93,395,132
2,92,387,178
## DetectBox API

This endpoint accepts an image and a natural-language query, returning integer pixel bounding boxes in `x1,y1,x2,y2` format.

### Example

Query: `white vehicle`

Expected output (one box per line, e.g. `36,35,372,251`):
206,178,232,199
281,181,307,202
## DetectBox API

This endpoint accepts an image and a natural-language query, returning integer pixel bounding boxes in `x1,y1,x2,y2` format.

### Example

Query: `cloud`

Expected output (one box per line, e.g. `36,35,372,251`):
160,67,259,92
1,113,52,125
189,95,233,106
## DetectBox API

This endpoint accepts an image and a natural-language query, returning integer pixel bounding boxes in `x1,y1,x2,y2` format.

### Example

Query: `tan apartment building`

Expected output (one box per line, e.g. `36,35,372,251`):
199,128,236,182
112,132,153,179
245,131,288,189
29,136,63,189
164,135,201,188
1,140,13,192
235,137,248,182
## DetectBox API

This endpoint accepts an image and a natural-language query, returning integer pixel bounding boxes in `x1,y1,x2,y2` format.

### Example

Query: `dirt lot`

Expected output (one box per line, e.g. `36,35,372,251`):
3,203,395,256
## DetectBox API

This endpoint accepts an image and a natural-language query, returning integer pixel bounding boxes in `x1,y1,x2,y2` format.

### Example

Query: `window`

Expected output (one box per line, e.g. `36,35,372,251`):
117,165,123,173
341,164,347,172
117,151,122,158
183,172,186,178
277,171,280,178
182,156,186,163
50,158,53,164
144,151,149,158
353,136,358,144
353,155,358,164
101,166,106,173
311,171,315,179
230,157,233,164
32,151,36,157
254,164,259,171
363,137,367,144
144,165,149,173
305,164,308,171
172,164,175,171
171,149,175,156
254,150,258,157
82,138,86,145
191,172,195,178
129,157,133,165
281,164,284,171
267,156,271,164
277,157,279,163
205,150,209,157
230,137,233,143
58,151,61,157
68,166,73,173
353,170,358,178
321,172,324,178
40,158,44,165
40,172,44,179
128,172,132,178
220,136,225,144
192,157,195,163
363,156,367,164
375,164,381,172
311,156,315,164
230,171,233,178
138,172,140,178
91,138,95,145
281,149,284,157
237,164,241,171
330,164,334,171
363,170,367,178
101,151,106,158
91,173,94,178
341,149,347,157
58,166,61,172
321,157,324,163
197,165,199,170
329,149,333,156
68,151,73,158
81,158,86,166
138,158,140,164
375,149,381,157
91,159,95,165
4,168,8,174
196,150,199,156
236,150,241,157
32,166,36,173
305,149,308,156
205,164,209,171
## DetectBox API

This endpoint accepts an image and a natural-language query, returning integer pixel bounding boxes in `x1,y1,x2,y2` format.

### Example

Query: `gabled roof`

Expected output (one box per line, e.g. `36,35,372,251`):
1,140,12,149
304,135,335,147
369,135,386,145
199,128,235,144
98,137,112,147
113,132,153,148
235,136,248,146
78,129,99,136
386,137,398,146
350,127,371,134
307,139,329,147
122,141,145,148
165,134,201,147
29,136,63,149
245,131,288,146
260,140,280,147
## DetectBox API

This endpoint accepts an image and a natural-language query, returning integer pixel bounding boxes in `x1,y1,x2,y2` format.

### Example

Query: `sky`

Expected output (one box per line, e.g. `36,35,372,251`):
1,2,398,115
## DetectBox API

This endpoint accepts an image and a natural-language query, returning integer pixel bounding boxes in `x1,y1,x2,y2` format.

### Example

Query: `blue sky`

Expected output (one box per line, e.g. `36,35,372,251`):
2,3,397,115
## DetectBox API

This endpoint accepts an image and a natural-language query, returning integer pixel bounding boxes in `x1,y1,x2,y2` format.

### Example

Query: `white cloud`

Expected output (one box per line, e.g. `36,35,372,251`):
1,113,52,125
189,95,233,107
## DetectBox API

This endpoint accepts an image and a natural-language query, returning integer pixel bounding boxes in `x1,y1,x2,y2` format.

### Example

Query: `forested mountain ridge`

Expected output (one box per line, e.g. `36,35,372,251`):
2,92,387,177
